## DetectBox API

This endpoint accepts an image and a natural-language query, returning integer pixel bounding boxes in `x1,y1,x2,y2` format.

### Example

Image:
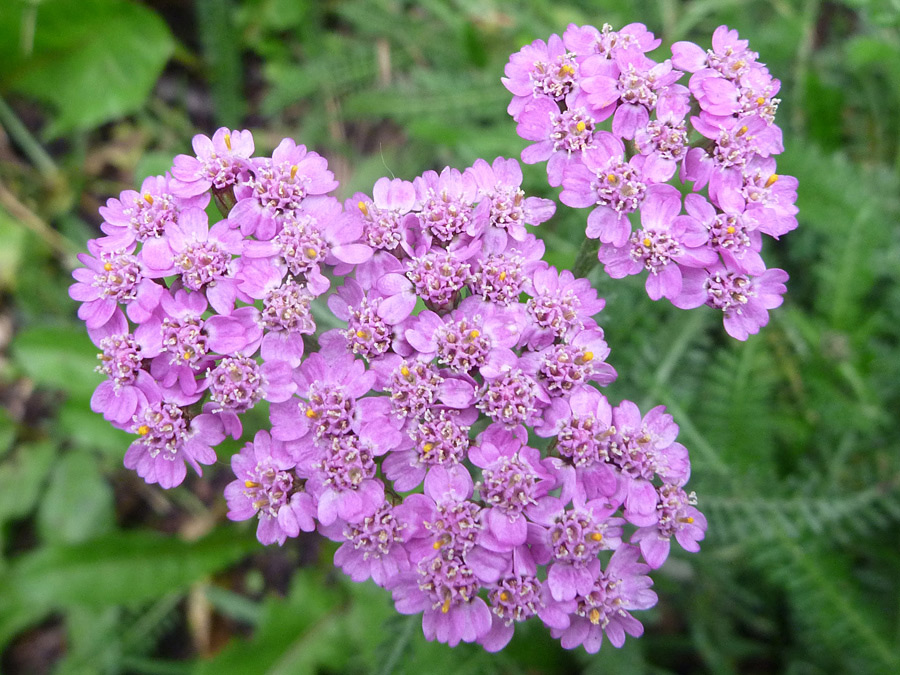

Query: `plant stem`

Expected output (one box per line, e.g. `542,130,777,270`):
0,94,59,180
195,0,245,126
572,235,599,279
639,310,707,411
0,180,80,269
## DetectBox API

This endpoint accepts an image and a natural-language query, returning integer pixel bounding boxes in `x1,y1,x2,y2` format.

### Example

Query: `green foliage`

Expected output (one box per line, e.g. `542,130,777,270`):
754,537,900,675
1,0,900,673
0,209,28,291
197,568,391,675
37,451,116,544
11,324,105,403
196,0,246,126
0,527,257,651
704,483,900,545
0,441,57,530
695,338,778,471
0,0,175,135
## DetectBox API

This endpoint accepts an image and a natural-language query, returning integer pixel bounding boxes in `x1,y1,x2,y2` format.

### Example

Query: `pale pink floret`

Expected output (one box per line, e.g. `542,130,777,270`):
560,132,671,247
683,193,765,276
381,407,476,491
139,206,245,316
525,265,606,345
674,263,788,340
224,430,315,545
465,157,556,249
468,428,559,550
170,127,255,197
389,565,494,648
731,157,798,238
100,173,209,247
413,166,486,245
479,577,574,652
563,22,660,61
551,546,657,653
531,492,623,603
69,238,164,329
597,184,716,301
91,366,156,429
685,113,784,197
503,34,581,120
523,326,617,398
301,436,385,526
671,26,758,79
404,296,524,374
229,138,338,240
240,196,371,298
269,351,375,444
142,291,217,405
347,177,418,274
631,483,707,568
596,400,691,529
320,499,419,586
516,98,597,187
580,48,685,139
123,395,224,489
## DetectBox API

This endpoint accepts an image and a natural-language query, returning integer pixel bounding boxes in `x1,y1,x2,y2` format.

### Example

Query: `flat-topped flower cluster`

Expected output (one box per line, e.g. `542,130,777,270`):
506,23,795,339
67,19,798,655
70,130,705,652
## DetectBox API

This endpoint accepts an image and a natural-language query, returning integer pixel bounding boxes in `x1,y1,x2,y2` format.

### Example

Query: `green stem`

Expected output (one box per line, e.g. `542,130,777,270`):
0,94,59,179
658,397,730,476
0,181,80,269
213,187,237,217
375,614,418,675
572,235,600,279
196,0,245,126
639,310,707,411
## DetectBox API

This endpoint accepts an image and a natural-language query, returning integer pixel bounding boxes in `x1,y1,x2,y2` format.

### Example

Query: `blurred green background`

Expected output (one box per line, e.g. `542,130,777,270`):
1,0,900,673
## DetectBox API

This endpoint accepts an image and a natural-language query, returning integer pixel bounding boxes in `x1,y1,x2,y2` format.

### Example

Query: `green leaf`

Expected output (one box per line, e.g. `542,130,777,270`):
195,568,405,675
0,527,256,650
0,208,28,291
0,0,175,135
779,144,899,332
11,323,101,402
0,407,15,458
196,0,246,126
703,483,900,545
195,568,354,675
696,338,777,472
58,596,182,674
754,536,900,674
261,38,379,116
0,440,56,525
37,451,115,544
57,397,133,457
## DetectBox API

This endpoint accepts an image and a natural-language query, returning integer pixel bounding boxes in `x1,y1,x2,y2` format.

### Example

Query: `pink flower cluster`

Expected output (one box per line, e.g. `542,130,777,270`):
71,128,707,653
505,23,795,340
70,130,365,487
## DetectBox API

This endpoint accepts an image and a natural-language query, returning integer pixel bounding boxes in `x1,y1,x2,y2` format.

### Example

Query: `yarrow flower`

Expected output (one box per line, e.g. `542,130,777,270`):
68,20,799,654
71,127,708,653
507,22,794,339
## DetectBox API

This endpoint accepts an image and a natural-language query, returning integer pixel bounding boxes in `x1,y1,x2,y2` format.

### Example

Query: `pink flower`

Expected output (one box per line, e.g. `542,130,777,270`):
170,127,255,197
597,185,717,301
674,263,788,340
123,397,224,489
503,34,581,120
560,132,669,247
224,430,316,545
551,546,657,652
